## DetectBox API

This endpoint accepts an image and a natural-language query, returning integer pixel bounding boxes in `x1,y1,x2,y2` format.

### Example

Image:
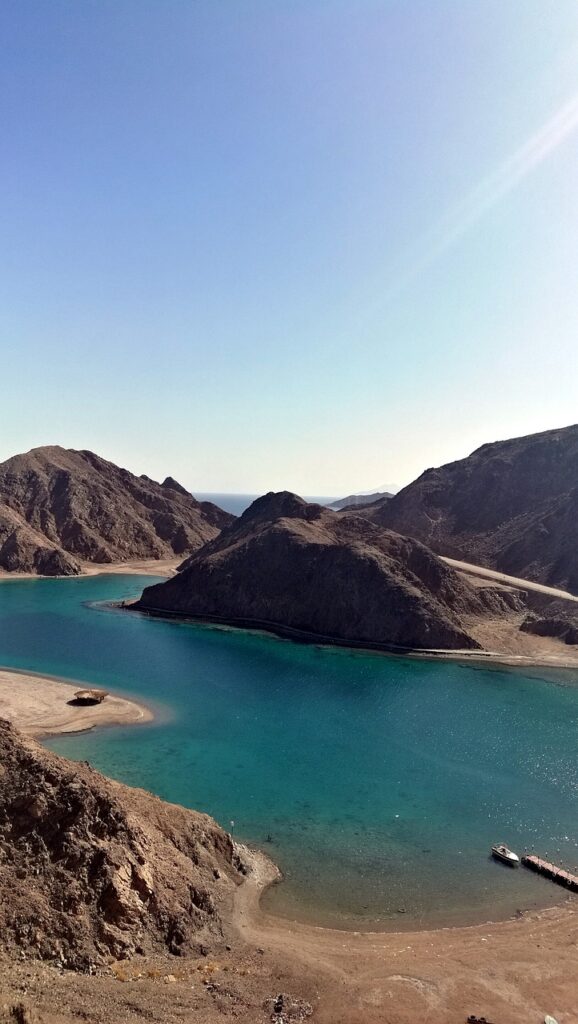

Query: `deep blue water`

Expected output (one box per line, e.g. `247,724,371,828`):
1,574,577,928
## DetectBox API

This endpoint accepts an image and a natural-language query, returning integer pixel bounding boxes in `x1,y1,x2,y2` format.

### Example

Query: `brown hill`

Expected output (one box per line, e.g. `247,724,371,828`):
360,425,578,593
0,446,234,575
135,491,516,651
0,718,247,969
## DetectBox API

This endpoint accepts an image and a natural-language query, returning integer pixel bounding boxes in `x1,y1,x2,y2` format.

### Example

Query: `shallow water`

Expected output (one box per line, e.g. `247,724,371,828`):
1,574,577,928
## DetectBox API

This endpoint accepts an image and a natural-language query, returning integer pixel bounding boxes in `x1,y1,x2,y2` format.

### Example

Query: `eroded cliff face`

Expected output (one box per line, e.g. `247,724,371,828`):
360,425,578,592
0,720,246,970
137,492,517,651
0,446,234,575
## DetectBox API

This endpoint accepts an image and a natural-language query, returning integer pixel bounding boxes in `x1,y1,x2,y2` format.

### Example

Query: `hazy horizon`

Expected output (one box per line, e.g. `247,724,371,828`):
2,2,577,493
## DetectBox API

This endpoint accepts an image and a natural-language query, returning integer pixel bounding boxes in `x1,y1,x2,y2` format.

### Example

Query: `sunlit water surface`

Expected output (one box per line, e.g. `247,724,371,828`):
1,574,577,928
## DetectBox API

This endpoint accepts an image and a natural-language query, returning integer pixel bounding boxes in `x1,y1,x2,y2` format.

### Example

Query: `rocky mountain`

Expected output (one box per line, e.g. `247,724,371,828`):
360,425,578,593
0,718,246,969
135,491,517,651
0,446,234,575
327,491,393,511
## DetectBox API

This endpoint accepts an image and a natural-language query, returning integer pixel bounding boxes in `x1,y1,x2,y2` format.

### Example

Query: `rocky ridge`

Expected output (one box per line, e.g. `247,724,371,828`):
0,719,248,970
358,425,578,592
0,446,234,575
136,491,519,651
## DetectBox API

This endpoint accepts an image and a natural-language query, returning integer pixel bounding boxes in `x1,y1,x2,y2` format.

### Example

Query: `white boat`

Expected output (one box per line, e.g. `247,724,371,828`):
491,843,520,867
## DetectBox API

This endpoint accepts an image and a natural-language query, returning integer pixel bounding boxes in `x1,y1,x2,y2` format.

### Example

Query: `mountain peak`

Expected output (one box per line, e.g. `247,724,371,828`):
362,423,578,592
240,490,312,522
0,447,234,575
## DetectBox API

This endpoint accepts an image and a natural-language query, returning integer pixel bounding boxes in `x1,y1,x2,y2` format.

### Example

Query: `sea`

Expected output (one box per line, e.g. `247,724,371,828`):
1,573,577,929
195,494,339,516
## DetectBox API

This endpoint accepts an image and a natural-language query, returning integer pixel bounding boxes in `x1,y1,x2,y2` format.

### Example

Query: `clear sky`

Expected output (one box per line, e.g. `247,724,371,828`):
1,1,577,495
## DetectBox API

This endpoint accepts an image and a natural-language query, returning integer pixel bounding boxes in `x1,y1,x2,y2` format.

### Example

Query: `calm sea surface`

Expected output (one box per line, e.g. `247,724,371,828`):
195,493,339,516
1,574,577,928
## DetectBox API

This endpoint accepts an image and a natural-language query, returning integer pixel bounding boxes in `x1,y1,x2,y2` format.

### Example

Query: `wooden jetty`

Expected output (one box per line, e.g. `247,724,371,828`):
522,855,578,892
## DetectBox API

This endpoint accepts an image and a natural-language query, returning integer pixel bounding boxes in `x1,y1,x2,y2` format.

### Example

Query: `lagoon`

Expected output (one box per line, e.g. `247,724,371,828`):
1,574,577,928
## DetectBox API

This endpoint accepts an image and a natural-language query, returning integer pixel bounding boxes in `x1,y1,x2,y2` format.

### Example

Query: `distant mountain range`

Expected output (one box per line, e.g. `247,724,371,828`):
356,424,578,592
135,491,515,651
0,446,233,575
2,426,578,652
327,491,393,511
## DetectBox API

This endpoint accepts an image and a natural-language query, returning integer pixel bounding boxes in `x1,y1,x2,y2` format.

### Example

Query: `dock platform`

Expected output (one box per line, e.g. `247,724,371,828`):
522,855,578,892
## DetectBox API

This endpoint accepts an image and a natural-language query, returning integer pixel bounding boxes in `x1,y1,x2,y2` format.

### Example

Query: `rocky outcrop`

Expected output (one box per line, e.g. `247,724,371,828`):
0,446,234,575
136,492,516,651
0,719,246,969
520,611,578,645
359,425,578,592
0,514,79,576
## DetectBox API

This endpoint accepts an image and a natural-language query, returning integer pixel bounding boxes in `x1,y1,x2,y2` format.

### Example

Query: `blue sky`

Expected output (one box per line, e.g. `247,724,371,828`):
1,1,577,494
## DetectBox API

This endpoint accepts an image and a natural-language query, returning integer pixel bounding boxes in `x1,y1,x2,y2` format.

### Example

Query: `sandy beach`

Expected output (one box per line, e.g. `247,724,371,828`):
0,668,153,738
231,846,578,1024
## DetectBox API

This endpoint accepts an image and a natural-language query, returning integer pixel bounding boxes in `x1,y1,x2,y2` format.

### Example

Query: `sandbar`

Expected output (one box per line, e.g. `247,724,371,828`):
0,668,153,738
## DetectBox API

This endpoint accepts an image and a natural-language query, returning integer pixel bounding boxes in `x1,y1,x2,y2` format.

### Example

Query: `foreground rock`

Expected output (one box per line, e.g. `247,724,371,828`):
0,446,234,575
358,424,578,593
135,492,518,651
0,719,246,968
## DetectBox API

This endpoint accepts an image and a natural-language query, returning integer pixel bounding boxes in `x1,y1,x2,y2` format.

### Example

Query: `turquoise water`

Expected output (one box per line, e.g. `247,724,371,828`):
1,574,578,928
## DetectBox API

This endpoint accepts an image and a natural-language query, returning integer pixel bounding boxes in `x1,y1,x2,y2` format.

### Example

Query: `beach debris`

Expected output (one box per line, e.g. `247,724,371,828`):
466,1017,495,1024
544,1017,559,1024
266,992,313,1023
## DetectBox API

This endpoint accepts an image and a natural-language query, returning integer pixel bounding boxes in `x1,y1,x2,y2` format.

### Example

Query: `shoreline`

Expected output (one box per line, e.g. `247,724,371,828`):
5,664,569,942
0,557,179,581
126,602,578,672
0,667,154,739
5,559,578,670
234,845,577,1023
236,843,573,937
1,678,577,1020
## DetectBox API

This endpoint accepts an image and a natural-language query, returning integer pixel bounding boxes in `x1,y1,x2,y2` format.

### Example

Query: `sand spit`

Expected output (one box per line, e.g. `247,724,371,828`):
0,668,153,738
